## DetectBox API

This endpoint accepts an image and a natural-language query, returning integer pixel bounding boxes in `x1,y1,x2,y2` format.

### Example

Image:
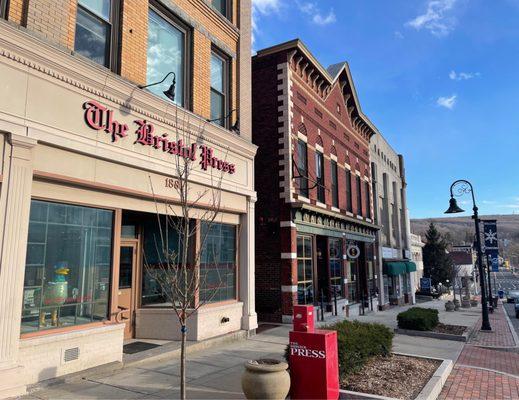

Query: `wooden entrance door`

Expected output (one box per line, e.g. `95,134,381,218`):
118,241,138,339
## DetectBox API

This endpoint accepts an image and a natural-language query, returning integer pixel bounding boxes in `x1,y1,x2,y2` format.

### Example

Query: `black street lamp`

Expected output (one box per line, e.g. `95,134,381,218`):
445,179,491,331
138,72,176,102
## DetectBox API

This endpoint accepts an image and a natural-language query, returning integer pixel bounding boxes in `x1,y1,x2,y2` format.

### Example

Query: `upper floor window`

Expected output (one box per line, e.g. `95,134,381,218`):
346,170,353,213
315,151,325,203
74,0,119,70
147,6,189,107
331,160,339,208
210,50,230,127
212,0,231,20
295,140,309,198
365,181,371,219
356,175,362,216
0,0,8,19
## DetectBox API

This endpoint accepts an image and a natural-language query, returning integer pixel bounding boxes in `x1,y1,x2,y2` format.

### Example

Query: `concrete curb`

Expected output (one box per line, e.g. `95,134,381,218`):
415,358,453,400
339,353,453,400
339,389,399,400
394,328,469,342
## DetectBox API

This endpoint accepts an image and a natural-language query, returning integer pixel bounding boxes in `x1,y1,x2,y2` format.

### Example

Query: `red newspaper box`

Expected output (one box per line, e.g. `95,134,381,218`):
289,306,339,400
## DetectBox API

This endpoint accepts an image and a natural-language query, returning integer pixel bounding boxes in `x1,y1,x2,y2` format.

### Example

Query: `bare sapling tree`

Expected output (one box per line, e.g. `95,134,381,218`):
144,105,234,399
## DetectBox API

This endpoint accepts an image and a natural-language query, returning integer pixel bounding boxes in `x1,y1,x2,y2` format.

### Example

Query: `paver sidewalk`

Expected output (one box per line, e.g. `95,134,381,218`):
440,302,519,400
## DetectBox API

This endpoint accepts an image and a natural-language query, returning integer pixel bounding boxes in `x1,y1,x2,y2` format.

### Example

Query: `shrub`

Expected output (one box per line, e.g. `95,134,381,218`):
285,320,393,377
397,307,439,331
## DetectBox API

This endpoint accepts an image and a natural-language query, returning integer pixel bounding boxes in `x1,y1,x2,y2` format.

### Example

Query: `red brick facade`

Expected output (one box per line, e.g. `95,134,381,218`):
253,40,379,322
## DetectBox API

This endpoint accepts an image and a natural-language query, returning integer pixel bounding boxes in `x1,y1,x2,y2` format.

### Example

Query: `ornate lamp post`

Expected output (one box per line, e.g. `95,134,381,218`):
445,179,491,331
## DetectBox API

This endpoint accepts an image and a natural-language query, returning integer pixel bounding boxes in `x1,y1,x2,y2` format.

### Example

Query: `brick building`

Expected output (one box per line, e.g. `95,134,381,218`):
0,0,256,396
252,40,380,323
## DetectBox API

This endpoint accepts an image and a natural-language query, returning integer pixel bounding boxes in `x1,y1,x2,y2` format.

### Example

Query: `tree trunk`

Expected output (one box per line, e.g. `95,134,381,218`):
181,324,187,400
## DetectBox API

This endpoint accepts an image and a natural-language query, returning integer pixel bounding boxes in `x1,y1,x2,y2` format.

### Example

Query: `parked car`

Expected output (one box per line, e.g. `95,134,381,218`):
506,290,519,303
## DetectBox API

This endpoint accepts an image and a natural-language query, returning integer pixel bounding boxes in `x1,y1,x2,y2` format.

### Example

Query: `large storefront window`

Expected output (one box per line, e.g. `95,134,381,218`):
200,222,237,304
329,238,342,297
22,200,113,333
141,215,182,306
297,235,314,305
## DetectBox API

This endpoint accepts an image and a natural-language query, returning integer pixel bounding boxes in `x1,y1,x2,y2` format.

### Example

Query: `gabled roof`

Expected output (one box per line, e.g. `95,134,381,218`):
254,39,380,139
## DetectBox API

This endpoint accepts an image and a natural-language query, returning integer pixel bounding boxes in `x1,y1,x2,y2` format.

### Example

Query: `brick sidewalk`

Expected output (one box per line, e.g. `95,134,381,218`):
469,305,516,347
440,303,519,399
439,366,519,400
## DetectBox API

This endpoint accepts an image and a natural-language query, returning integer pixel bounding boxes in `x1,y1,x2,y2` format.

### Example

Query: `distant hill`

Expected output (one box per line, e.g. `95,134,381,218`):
411,214,519,263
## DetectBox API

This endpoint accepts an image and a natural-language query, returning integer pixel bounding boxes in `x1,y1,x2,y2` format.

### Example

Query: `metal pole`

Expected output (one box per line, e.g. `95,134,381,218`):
320,289,325,321
333,286,338,316
474,207,492,330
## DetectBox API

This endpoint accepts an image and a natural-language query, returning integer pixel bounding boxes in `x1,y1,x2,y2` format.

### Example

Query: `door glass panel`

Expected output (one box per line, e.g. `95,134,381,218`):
119,246,133,289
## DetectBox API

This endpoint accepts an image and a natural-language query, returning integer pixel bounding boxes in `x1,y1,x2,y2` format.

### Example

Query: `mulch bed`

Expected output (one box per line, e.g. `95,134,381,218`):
432,323,466,335
342,354,441,400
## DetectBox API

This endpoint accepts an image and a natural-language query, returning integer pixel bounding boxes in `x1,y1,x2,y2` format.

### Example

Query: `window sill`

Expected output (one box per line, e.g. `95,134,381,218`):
20,320,119,340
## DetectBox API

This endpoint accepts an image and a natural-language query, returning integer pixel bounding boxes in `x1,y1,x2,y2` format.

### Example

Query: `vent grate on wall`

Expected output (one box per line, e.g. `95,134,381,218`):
63,347,80,363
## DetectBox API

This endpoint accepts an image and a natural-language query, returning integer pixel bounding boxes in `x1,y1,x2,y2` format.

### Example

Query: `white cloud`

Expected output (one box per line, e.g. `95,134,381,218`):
406,0,458,37
297,1,336,26
394,31,405,39
449,70,481,81
436,94,457,109
251,0,281,47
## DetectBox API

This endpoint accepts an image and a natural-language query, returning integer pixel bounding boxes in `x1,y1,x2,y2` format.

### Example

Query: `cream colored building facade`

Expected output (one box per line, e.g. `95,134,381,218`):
0,1,256,396
370,133,414,308
410,233,425,290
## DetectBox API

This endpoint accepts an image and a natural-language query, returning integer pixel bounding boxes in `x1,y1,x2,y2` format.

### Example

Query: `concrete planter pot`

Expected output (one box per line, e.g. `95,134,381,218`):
461,299,471,308
242,359,290,399
445,301,455,312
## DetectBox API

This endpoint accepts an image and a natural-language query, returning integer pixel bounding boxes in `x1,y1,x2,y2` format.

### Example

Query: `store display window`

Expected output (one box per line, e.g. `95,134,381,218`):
22,200,113,333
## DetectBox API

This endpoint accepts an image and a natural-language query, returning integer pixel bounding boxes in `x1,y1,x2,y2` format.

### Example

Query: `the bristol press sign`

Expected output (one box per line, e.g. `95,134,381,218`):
82,100,237,175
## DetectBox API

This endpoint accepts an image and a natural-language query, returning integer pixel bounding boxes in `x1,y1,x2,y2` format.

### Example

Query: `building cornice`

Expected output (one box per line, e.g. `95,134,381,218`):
255,39,380,140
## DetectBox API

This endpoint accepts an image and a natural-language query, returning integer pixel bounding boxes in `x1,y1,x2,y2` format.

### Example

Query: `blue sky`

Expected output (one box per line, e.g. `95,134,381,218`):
252,0,519,218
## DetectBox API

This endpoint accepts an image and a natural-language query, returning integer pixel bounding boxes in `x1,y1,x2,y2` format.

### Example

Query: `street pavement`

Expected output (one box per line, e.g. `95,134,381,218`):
493,270,519,291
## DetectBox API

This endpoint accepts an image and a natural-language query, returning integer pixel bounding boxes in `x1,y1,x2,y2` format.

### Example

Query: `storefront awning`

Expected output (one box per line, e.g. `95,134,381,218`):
383,261,407,276
405,261,417,273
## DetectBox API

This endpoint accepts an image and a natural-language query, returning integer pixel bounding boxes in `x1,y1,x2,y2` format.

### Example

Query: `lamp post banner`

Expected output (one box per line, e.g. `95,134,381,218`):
483,220,499,271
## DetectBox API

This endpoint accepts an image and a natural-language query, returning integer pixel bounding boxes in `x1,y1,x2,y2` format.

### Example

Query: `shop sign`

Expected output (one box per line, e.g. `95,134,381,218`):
83,101,236,175
346,245,360,259
382,247,398,259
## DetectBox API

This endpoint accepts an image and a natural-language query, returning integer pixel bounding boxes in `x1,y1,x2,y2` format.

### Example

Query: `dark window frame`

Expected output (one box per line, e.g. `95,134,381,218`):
148,1,193,109
346,170,353,213
365,180,371,219
210,47,231,128
295,139,309,198
0,0,8,19
75,0,121,72
331,160,339,208
315,151,325,203
356,175,363,216
211,0,232,21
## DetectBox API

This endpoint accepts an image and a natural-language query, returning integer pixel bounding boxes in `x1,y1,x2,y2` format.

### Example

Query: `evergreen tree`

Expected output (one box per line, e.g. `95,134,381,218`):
423,223,454,286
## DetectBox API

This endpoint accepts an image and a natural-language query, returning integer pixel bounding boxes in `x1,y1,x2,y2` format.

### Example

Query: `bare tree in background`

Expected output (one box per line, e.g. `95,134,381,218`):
450,263,463,306
143,107,234,400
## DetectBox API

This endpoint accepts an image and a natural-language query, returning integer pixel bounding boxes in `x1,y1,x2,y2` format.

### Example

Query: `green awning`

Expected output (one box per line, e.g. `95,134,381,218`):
406,261,417,273
383,261,407,276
